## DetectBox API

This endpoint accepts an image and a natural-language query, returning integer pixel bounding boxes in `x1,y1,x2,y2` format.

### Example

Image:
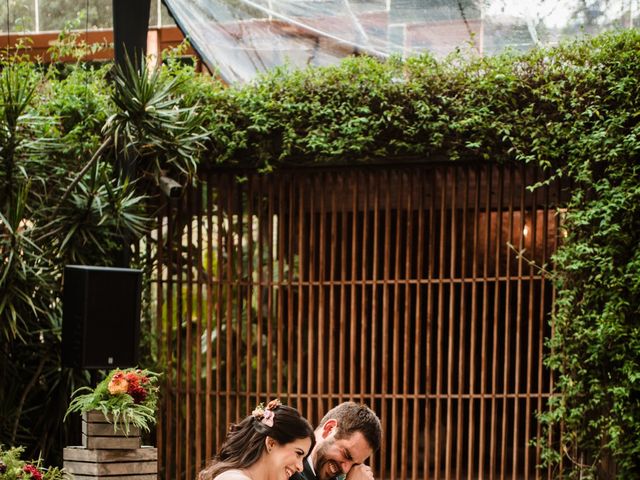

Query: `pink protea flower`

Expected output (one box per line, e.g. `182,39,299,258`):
261,408,275,427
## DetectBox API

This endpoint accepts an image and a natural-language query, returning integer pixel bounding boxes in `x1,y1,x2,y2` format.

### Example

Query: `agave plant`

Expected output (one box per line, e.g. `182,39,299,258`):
58,56,207,204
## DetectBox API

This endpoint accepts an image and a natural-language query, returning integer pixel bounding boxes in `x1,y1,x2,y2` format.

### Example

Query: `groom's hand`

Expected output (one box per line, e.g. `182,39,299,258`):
345,465,374,480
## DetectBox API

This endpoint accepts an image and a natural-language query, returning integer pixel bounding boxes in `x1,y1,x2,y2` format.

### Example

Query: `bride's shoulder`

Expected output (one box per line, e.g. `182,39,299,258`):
214,470,252,480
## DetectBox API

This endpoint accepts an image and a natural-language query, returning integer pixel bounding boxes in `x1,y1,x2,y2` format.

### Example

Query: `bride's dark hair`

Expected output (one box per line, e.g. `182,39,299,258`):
199,402,315,480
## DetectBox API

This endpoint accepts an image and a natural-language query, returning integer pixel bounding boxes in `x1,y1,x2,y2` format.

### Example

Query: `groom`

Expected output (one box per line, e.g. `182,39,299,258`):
293,402,382,480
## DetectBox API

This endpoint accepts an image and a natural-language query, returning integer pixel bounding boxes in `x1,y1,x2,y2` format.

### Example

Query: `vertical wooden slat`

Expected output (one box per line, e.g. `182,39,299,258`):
370,171,381,474
307,176,317,421
524,168,539,480
286,175,295,402
390,170,402,480
215,178,224,446
479,167,490,479
489,166,505,480
246,174,255,409
156,204,165,480
195,180,203,473
401,170,413,480
277,179,286,398
165,198,175,480
381,169,392,480
499,167,514,478
455,167,469,480
434,167,447,480
369,174,386,475
512,166,526,479
266,180,275,399
256,177,264,403
349,173,358,400
328,172,337,405
318,173,327,414
424,168,436,480
175,201,183,480
412,170,425,480
225,179,234,420
296,173,305,412
235,183,243,416
338,174,348,403
445,167,457,480
205,175,214,461
467,166,482,479
360,171,370,403
185,184,194,480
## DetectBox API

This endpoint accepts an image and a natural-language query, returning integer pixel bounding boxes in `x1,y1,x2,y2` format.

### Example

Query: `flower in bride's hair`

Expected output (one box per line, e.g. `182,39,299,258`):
262,408,275,427
252,404,266,419
252,400,280,427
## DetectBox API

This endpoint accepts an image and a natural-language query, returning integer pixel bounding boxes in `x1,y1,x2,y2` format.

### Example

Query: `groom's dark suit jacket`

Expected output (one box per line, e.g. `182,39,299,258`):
292,459,317,480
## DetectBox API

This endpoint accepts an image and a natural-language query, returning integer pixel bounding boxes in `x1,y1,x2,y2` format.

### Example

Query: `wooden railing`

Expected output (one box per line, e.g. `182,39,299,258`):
0,26,202,68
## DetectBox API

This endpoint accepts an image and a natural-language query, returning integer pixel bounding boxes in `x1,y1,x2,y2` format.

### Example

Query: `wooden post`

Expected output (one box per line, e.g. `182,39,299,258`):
64,411,157,480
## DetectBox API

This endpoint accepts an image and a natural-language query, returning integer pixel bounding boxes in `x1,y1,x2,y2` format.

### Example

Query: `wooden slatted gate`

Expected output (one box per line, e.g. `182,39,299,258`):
148,162,564,480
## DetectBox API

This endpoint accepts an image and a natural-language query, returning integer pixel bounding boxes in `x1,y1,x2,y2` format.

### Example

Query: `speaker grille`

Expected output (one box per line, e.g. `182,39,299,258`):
62,265,142,369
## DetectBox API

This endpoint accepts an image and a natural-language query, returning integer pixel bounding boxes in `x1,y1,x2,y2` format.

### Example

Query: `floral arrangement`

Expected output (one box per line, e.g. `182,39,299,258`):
251,399,281,427
65,367,160,434
0,446,64,480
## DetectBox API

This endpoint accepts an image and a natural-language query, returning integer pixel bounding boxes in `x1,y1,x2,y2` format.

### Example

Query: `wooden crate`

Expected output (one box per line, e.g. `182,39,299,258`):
64,411,157,480
63,446,157,480
82,411,141,449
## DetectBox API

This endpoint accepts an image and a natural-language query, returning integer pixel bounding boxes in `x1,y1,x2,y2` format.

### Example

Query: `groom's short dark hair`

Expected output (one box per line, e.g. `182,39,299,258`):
319,401,382,452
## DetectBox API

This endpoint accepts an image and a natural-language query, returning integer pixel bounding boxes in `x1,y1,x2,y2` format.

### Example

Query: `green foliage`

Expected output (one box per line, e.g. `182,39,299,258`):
107,57,207,181
0,446,65,480
198,32,639,173
0,33,205,465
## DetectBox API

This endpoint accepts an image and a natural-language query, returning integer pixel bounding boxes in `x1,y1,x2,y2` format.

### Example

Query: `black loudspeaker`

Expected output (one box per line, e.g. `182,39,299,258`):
62,265,142,369
113,0,151,68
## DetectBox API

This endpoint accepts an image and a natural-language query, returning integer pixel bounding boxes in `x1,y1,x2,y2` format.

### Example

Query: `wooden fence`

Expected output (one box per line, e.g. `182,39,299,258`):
148,162,565,480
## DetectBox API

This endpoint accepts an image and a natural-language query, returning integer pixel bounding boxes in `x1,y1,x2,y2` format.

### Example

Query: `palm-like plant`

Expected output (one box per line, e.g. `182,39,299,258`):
0,44,208,464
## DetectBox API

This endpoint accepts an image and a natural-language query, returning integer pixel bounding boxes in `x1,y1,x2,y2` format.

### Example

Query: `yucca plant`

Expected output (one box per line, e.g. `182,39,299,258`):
0,39,208,465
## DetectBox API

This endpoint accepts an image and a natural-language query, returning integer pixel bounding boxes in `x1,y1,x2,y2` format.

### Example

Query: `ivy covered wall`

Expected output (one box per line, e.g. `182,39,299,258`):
182,30,640,478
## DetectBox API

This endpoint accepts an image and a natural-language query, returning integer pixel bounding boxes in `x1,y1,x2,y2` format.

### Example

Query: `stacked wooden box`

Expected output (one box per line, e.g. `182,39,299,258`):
63,411,157,480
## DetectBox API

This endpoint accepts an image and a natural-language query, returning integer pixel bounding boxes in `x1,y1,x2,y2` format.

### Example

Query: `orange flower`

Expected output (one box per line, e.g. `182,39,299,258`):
107,372,129,395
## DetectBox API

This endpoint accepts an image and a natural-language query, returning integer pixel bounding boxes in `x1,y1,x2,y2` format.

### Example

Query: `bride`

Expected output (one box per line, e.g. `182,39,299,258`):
200,400,315,480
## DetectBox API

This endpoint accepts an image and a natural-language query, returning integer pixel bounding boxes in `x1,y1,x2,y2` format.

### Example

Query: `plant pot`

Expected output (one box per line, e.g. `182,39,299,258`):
63,446,157,480
81,410,141,450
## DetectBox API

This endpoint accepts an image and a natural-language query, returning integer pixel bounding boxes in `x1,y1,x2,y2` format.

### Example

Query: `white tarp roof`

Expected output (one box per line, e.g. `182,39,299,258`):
162,0,639,84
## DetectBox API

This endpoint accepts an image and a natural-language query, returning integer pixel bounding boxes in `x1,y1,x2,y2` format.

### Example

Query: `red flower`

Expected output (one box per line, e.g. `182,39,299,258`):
23,464,43,480
124,372,148,404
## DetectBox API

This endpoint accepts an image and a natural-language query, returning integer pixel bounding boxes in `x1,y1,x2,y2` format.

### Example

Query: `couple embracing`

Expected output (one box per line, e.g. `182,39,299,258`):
199,401,382,480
